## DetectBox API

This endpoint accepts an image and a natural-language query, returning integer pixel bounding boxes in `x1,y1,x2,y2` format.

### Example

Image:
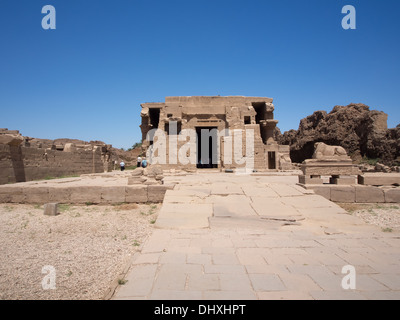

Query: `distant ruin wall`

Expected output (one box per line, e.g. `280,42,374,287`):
0,129,112,185
0,145,110,184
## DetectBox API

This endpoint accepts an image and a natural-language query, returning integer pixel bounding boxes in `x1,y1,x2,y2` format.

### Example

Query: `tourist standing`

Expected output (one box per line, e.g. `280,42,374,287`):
137,156,142,168
141,157,147,168
120,161,125,171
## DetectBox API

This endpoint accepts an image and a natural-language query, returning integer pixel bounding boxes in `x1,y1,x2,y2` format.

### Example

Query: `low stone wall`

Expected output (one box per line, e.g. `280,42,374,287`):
358,173,400,186
300,184,400,203
0,184,174,204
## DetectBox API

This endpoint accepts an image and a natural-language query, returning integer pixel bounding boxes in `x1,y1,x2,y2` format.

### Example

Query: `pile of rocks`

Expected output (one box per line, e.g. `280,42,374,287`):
128,165,164,185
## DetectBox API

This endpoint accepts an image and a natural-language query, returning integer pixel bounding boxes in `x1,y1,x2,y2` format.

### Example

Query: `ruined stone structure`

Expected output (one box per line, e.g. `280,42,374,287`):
140,96,292,171
298,142,400,203
299,142,361,185
0,129,113,185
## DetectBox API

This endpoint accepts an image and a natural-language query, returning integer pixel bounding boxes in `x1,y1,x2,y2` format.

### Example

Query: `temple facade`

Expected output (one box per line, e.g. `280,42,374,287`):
140,96,292,171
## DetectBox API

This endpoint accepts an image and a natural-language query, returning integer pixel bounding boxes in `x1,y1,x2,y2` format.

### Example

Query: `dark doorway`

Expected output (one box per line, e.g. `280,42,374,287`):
268,151,276,169
196,127,218,168
252,102,268,144
252,102,266,125
149,108,160,129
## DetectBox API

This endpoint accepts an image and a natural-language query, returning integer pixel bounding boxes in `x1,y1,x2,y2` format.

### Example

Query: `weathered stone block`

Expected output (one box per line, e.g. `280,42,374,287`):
148,185,168,202
330,176,357,185
127,176,146,185
0,192,10,203
304,185,331,201
0,185,24,203
44,203,59,216
63,143,76,152
101,186,126,203
143,178,158,185
70,186,101,204
301,160,361,176
131,168,144,176
48,187,71,203
355,186,385,203
384,188,400,203
299,175,323,184
126,185,148,203
358,173,400,186
330,186,355,202
24,186,49,203
0,132,24,146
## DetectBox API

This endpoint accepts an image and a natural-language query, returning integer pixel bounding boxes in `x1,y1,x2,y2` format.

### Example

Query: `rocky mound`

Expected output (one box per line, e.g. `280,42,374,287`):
276,103,400,165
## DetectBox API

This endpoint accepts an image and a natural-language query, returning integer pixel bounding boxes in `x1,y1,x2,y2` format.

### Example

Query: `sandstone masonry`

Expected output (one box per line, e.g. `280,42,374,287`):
0,129,113,185
140,96,292,171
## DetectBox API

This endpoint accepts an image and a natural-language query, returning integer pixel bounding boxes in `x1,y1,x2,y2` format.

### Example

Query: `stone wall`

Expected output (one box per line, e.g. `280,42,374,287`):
0,183,172,204
302,184,400,203
0,129,113,185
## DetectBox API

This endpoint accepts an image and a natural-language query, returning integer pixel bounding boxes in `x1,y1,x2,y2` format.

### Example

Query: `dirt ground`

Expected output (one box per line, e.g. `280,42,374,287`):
338,202,400,232
0,203,160,300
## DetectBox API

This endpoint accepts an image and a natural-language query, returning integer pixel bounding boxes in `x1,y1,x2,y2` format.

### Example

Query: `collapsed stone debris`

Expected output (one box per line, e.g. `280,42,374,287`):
128,165,164,185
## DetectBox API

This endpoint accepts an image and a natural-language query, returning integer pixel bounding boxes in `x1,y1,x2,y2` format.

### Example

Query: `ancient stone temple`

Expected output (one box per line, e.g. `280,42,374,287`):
140,96,292,171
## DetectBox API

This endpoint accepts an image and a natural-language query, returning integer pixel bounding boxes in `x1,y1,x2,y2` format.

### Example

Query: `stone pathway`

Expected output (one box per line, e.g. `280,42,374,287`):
113,173,400,300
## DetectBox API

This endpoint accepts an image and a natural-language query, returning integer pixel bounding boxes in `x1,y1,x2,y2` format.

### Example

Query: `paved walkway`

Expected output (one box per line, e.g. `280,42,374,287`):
113,173,400,300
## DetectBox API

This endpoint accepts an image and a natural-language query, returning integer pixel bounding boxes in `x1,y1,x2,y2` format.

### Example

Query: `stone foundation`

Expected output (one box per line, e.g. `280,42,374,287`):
358,173,400,186
0,183,174,204
299,184,400,203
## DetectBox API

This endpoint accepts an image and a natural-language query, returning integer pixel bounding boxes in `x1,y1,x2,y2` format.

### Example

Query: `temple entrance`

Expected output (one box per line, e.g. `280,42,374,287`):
268,151,276,169
196,127,218,168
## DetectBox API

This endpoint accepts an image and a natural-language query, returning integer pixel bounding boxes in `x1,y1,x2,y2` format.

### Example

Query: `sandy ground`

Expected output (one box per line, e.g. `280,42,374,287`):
338,203,400,232
0,203,159,300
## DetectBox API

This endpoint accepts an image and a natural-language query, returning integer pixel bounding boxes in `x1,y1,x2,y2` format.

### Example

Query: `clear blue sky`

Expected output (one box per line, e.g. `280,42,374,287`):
1,0,399,149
